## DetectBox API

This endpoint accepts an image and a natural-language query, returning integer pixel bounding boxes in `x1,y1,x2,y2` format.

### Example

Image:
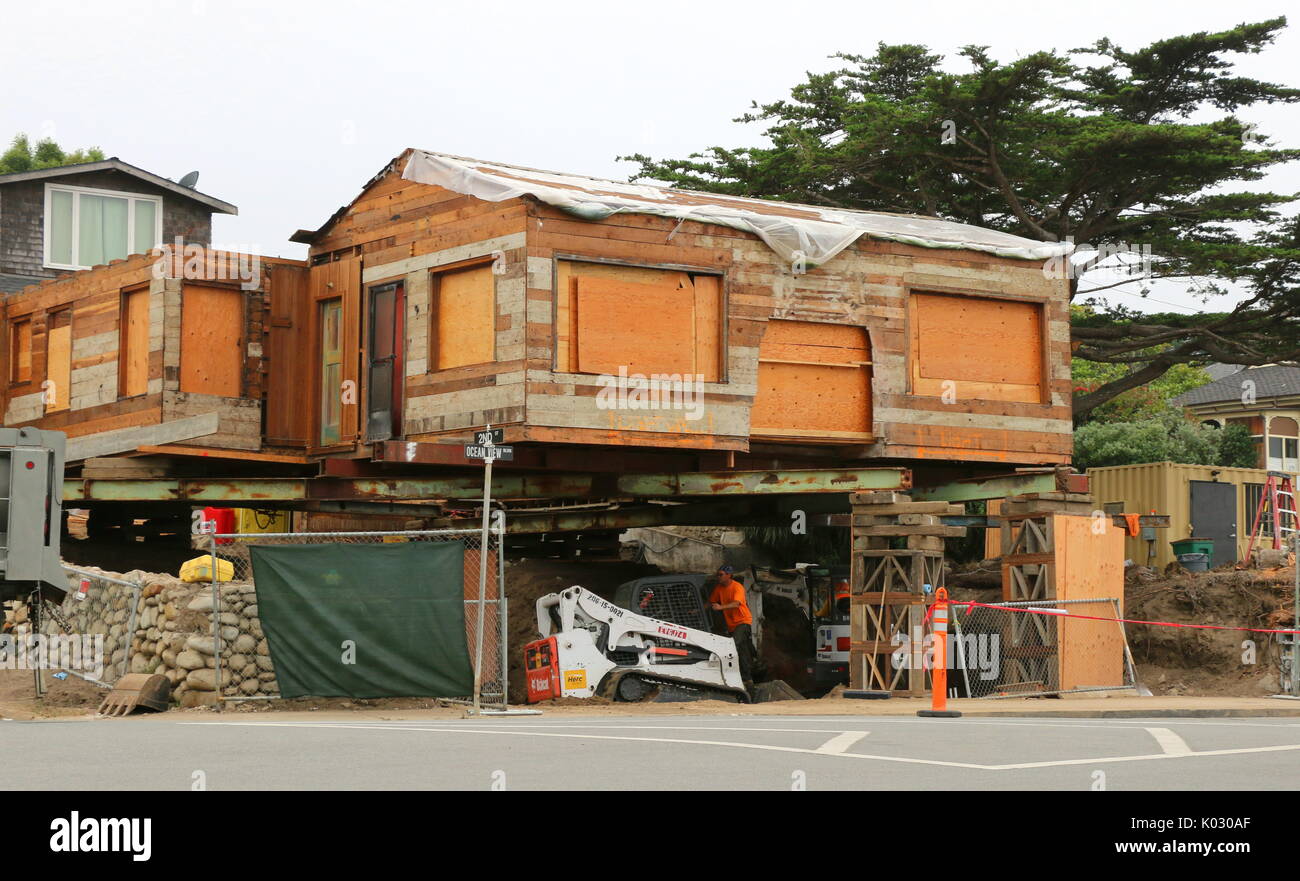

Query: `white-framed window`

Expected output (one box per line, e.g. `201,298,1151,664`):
43,183,163,270
1267,436,1299,473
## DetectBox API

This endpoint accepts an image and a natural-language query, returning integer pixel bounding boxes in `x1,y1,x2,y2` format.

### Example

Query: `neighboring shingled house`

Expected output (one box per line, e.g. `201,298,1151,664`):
0,158,237,294
1173,364,1300,473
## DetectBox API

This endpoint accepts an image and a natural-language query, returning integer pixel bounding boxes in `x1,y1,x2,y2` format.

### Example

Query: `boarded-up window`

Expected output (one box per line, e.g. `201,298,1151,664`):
910,292,1044,404
180,284,243,397
430,264,495,370
751,320,872,439
554,260,723,379
45,309,71,413
1270,416,1298,437
119,288,150,397
10,317,31,384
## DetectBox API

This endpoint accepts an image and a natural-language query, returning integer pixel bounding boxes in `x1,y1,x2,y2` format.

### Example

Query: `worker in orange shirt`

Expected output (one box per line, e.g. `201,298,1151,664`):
709,565,757,694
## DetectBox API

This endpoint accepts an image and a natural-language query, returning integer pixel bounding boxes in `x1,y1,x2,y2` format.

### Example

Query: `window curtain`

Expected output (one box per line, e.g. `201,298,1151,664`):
133,199,157,253
49,189,74,265
77,193,129,266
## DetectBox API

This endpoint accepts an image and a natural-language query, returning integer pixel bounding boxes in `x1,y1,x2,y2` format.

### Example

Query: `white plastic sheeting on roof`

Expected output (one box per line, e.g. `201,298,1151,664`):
402,150,1073,266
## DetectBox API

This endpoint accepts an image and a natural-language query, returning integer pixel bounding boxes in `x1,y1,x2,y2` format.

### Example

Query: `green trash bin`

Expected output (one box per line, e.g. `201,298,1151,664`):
1170,538,1214,566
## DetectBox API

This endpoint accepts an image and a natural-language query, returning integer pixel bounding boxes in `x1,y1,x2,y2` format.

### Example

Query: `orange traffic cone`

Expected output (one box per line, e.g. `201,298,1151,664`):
918,586,961,718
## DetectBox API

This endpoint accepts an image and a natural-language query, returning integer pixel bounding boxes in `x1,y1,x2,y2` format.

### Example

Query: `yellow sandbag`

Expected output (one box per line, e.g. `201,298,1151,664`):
179,555,234,583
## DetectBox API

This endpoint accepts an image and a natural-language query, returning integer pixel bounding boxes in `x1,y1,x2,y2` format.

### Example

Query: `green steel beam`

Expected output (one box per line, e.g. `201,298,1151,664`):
66,468,911,504
910,469,1073,503
617,468,910,497
64,473,599,503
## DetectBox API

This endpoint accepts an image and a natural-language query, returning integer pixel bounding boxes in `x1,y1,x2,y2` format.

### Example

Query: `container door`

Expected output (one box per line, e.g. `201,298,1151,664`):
1189,480,1237,566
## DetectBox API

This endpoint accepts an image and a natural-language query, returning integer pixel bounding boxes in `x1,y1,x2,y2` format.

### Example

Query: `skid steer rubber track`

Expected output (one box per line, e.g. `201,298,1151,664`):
597,669,745,704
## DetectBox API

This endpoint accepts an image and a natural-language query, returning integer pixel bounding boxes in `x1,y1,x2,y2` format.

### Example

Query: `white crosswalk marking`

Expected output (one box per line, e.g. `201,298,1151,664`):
1145,727,1193,755
815,731,869,754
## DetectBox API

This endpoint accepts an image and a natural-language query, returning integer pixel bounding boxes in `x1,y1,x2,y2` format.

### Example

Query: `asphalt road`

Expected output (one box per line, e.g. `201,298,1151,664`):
6,714,1300,790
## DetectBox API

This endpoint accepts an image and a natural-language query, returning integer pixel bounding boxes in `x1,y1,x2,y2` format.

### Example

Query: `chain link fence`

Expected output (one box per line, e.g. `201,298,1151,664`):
948,598,1138,699
200,529,507,710
29,566,144,686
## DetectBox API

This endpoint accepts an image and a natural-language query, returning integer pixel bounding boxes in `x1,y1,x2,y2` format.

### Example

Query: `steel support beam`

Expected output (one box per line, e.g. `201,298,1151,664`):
66,467,911,504
910,467,1084,503
65,473,599,503
617,468,910,497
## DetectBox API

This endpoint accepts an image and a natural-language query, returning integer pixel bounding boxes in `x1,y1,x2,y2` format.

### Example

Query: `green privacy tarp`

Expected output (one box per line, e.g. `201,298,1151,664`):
248,541,473,699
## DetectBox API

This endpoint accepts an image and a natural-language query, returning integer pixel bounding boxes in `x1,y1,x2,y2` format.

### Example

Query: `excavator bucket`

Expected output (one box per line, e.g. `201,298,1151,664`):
97,673,171,717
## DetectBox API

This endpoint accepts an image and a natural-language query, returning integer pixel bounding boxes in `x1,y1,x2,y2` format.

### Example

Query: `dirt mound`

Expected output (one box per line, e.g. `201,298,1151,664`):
0,669,106,719
1125,564,1295,697
757,594,816,693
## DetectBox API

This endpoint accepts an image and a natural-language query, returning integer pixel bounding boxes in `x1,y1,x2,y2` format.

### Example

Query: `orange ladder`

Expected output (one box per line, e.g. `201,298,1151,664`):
1243,472,1297,566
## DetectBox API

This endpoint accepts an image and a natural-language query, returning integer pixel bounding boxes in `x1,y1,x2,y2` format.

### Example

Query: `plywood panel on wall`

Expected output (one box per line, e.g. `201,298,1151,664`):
119,287,150,397
432,264,495,369
555,260,716,377
911,292,1044,404
575,277,695,376
45,311,71,413
692,274,722,382
1053,513,1125,690
751,319,871,440
180,283,243,397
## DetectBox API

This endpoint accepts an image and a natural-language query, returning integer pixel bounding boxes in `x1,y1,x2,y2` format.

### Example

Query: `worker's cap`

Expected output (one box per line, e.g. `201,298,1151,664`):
717,565,734,574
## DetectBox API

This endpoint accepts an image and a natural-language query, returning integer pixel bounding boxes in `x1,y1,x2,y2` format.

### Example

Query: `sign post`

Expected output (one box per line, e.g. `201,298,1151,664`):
465,427,511,713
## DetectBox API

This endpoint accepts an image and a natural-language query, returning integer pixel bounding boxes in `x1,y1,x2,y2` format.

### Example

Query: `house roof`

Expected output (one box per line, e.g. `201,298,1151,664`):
0,158,237,215
0,273,44,295
1203,363,1246,382
292,148,1074,266
397,150,1074,267
1173,365,1300,407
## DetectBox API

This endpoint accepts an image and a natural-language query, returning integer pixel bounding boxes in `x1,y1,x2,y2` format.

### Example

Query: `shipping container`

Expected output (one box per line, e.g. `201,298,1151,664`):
1087,461,1278,569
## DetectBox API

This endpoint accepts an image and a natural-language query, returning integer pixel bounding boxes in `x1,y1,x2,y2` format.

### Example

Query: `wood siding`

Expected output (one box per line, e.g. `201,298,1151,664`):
1,249,306,456
303,160,1072,468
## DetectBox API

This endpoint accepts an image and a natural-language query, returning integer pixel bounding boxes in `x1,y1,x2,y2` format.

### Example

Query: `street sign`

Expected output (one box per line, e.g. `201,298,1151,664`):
474,428,504,446
465,444,514,461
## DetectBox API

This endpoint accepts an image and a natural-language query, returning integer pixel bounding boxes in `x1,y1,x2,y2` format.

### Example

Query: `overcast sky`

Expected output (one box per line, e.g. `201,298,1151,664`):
4,0,1297,315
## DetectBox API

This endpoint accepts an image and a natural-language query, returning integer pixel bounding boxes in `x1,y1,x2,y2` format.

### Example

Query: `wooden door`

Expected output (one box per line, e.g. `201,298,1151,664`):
365,281,404,441
319,299,343,446
308,255,361,450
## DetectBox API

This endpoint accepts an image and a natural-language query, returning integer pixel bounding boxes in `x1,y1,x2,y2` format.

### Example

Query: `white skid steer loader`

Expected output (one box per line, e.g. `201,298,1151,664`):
523,585,750,703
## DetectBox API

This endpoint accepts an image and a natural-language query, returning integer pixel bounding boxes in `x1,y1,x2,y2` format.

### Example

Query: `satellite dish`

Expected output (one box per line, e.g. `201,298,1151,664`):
178,170,200,189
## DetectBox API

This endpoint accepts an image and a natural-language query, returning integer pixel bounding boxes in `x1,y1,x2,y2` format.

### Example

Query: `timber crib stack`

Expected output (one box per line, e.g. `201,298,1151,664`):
848,491,966,695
